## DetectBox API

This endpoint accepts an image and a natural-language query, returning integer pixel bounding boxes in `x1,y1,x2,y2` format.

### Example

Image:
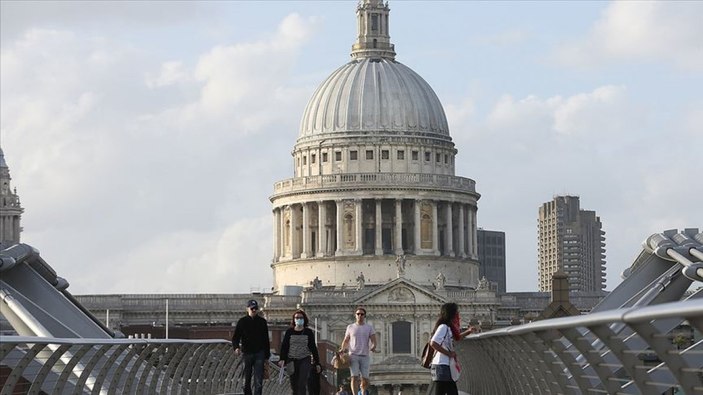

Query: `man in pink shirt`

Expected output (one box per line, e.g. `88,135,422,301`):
340,306,376,395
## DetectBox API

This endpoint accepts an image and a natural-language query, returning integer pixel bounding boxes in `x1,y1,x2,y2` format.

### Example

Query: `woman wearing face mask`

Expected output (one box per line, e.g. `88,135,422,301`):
279,310,321,395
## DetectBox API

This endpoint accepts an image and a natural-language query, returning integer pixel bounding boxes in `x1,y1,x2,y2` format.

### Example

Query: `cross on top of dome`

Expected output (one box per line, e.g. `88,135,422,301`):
351,0,396,60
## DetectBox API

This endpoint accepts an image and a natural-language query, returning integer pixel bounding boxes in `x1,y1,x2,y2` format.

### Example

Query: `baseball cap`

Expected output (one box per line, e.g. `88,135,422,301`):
247,299,258,309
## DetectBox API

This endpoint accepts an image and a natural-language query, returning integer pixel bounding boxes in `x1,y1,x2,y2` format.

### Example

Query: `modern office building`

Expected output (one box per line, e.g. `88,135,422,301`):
477,229,506,293
0,147,23,246
538,195,606,292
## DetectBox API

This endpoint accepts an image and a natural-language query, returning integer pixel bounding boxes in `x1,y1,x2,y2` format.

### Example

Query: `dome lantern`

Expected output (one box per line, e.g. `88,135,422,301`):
351,0,396,60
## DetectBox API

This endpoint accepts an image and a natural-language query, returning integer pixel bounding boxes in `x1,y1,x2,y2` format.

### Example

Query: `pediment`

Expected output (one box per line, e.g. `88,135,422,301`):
355,278,446,305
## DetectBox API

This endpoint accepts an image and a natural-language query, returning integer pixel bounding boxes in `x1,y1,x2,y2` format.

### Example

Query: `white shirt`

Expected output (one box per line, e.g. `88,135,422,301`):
430,324,453,366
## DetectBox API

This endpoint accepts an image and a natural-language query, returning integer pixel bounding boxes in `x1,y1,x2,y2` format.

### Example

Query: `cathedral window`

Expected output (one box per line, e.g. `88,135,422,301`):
322,152,328,162
424,152,431,162
350,150,358,160
391,321,411,354
444,154,448,164
371,14,379,31
435,153,441,163
381,150,389,159
412,150,418,160
311,154,316,164
303,156,307,165
397,150,404,160
335,151,342,161
366,150,374,160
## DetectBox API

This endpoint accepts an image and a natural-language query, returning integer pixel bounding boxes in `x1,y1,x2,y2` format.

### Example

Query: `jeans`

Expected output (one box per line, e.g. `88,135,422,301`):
243,350,265,395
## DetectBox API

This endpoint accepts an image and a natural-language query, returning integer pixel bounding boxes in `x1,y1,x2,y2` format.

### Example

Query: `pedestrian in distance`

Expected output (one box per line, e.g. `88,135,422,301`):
232,299,271,395
278,309,321,395
335,384,350,395
429,302,478,395
339,306,376,395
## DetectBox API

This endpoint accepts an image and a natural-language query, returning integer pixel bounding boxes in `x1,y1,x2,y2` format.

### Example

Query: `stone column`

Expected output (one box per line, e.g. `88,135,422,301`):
273,209,280,261
280,206,286,259
301,202,310,258
445,202,454,257
336,200,343,255
414,199,421,254
355,199,363,255
394,199,403,255
375,199,383,255
432,200,440,256
317,201,326,257
471,207,478,258
458,204,466,258
290,204,298,259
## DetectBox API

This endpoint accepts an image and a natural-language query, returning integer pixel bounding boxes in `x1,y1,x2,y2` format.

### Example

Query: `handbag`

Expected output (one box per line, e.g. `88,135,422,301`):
450,357,461,381
332,350,350,370
420,341,434,369
263,362,270,379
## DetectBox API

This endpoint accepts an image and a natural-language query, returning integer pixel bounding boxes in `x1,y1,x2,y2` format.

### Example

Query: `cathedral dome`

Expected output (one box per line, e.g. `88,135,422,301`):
298,58,450,142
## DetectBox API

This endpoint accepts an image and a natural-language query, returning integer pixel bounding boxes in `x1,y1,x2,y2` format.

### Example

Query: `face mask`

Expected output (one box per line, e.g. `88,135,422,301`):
295,318,305,326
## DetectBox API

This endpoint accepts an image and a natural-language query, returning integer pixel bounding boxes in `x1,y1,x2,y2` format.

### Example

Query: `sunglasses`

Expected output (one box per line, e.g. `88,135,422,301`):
249,307,258,311
356,312,365,316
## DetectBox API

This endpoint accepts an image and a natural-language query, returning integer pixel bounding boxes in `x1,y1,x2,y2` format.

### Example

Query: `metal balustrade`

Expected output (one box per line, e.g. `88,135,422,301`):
0,337,291,394
451,229,703,395
456,297,703,394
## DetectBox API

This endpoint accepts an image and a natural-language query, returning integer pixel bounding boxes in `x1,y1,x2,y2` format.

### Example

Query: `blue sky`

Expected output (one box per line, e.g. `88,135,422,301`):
2,1,701,294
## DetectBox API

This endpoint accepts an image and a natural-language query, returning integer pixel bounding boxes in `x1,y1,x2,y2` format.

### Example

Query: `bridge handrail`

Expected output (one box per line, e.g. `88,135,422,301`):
0,336,292,394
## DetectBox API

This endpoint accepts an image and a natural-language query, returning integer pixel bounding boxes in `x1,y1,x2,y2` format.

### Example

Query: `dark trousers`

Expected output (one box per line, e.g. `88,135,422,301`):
307,365,321,395
434,381,458,395
289,357,312,395
243,350,265,395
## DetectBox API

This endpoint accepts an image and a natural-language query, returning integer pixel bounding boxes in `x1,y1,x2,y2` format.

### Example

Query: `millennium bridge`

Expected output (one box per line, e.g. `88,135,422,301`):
1,229,701,394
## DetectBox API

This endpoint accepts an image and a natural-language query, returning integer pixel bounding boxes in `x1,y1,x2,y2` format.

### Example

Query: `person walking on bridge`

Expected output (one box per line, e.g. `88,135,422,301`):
340,306,376,395
429,302,477,395
232,299,270,395
278,309,321,395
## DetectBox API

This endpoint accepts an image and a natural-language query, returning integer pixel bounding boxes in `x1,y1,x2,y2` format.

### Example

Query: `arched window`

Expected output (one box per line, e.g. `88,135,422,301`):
392,321,411,354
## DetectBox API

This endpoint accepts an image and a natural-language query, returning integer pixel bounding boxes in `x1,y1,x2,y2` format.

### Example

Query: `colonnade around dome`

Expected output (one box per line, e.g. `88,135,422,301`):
271,195,480,290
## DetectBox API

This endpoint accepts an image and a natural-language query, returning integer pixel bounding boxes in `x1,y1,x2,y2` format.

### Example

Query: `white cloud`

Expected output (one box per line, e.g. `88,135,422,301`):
193,14,318,118
451,84,700,291
485,85,631,138
2,14,318,294
146,61,188,88
554,1,703,71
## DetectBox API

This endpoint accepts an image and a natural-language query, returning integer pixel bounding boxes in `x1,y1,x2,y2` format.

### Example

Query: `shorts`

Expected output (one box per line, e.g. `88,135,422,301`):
430,364,452,381
349,354,370,378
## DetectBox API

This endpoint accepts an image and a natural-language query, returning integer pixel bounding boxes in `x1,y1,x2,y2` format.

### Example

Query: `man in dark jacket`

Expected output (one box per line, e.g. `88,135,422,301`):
232,299,271,395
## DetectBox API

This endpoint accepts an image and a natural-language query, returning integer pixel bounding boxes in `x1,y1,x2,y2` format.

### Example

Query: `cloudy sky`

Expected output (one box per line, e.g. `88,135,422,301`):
2,1,701,294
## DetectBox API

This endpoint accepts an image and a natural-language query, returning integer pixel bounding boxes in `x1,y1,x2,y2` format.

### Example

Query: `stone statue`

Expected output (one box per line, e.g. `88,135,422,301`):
356,272,365,290
435,271,446,290
310,276,323,290
477,276,489,291
395,254,406,277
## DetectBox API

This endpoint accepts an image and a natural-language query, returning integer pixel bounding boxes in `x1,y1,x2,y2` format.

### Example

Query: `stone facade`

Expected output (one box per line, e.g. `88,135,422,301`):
0,148,23,247
267,1,487,392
